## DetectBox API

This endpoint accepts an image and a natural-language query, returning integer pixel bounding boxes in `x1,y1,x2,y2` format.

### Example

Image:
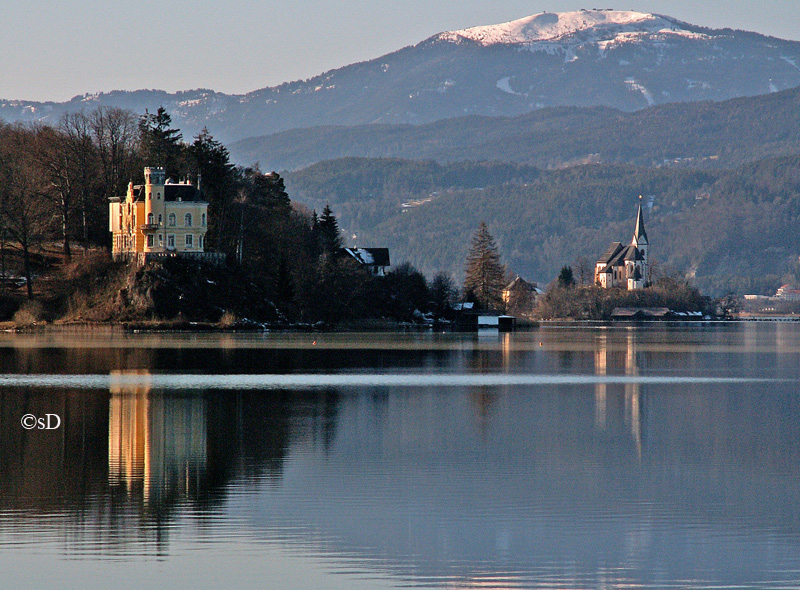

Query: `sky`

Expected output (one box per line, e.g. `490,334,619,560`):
2,0,799,102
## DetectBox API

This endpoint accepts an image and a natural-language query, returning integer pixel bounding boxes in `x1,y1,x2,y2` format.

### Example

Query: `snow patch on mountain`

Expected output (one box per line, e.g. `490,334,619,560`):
496,77,521,95
625,78,655,105
438,10,699,47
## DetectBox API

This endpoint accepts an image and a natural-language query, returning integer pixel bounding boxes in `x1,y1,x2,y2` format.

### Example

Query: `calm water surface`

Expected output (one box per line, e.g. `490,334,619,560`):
1,323,799,589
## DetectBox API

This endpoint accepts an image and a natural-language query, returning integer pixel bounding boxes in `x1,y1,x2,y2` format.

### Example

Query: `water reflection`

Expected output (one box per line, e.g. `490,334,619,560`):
108,371,207,506
594,331,642,458
0,326,799,589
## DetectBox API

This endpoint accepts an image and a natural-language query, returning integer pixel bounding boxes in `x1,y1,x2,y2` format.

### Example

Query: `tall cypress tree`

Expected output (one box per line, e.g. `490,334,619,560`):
464,221,506,310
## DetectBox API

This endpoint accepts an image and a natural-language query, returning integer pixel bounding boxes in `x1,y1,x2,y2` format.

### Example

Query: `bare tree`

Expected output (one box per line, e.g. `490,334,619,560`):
60,112,98,252
91,108,138,195
0,125,55,298
574,255,592,286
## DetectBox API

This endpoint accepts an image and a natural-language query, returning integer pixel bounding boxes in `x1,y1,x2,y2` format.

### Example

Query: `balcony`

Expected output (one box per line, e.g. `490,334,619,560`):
140,223,159,231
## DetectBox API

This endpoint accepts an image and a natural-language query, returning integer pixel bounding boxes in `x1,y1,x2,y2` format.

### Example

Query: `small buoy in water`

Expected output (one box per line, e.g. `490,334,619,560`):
312,340,317,346
539,342,543,346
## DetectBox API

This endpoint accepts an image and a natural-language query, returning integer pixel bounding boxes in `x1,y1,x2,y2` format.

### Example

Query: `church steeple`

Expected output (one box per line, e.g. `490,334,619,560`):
631,196,648,287
632,196,648,248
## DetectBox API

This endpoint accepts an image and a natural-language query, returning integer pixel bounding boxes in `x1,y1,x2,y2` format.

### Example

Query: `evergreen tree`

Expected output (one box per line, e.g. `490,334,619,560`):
557,266,575,288
239,164,290,210
464,222,506,310
138,107,184,173
317,204,342,255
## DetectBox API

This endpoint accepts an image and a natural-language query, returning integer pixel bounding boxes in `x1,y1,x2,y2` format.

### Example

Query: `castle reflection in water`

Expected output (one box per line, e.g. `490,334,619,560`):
108,370,207,505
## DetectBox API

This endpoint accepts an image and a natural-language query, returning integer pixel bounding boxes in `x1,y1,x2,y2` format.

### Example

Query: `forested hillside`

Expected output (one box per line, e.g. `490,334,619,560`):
233,86,800,170
286,155,800,296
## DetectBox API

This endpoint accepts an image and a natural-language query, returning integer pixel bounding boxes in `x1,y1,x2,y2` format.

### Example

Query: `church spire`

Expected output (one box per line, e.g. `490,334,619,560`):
632,195,647,246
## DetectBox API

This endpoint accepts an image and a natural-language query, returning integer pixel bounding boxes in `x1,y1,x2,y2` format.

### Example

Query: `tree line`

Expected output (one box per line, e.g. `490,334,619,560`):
0,107,500,325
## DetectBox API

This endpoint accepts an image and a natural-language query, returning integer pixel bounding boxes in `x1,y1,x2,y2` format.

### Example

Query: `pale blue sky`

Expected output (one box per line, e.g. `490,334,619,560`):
2,0,799,102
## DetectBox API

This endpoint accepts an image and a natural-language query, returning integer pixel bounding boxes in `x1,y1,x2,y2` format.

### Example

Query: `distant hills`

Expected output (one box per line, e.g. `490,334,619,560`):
3,10,800,144
232,85,800,170
284,155,800,296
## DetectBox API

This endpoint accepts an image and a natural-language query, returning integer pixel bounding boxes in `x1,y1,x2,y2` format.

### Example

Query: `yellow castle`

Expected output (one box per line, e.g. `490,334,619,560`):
109,167,209,259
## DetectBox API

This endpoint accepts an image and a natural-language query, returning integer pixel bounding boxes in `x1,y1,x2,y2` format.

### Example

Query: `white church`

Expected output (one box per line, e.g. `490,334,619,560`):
594,200,649,290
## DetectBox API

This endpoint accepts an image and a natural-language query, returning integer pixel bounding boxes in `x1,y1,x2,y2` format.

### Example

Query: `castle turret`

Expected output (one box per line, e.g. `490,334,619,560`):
143,167,166,252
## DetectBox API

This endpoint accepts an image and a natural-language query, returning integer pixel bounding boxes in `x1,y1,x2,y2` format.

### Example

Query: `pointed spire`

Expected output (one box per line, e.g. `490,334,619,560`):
633,195,647,245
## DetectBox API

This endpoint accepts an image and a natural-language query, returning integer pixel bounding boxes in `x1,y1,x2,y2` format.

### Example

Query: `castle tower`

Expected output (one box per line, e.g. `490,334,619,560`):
143,167,166,252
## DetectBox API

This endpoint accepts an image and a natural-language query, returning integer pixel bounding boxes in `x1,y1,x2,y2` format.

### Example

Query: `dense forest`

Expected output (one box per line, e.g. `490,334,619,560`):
232,85,800,171
286,155,800,296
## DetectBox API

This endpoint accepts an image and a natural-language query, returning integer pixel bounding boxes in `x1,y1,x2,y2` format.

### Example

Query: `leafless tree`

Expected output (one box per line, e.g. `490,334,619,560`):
0,125,55,298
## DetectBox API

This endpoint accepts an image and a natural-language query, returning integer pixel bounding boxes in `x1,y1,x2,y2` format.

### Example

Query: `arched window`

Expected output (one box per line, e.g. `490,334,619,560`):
185,213,193,227
201,213,206,227
147,213,154,224
168,213,176,227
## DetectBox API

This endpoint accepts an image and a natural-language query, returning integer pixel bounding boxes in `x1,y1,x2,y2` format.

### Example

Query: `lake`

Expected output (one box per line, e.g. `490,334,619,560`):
1,323,799,589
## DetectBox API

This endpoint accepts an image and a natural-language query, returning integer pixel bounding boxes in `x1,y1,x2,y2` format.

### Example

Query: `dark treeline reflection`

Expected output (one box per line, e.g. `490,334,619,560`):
0,383,339,552
0,336,456,376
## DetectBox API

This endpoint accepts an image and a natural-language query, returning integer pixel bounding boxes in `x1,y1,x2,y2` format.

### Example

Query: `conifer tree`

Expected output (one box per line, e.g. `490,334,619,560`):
138,107,184,173
317,204,343,255
464,221,506,310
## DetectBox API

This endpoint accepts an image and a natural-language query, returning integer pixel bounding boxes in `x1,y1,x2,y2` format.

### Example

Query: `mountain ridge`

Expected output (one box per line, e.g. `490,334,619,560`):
230,85,800,170
2,10,800,143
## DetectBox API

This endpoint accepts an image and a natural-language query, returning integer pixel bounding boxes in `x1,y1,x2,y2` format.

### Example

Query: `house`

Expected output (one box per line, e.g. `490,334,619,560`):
595,200,649,290
502,276,542,306
339,248,391,276
109,167,212,262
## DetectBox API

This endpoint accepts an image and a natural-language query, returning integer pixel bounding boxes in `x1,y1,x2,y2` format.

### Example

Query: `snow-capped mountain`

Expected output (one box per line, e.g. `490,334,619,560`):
2,10,800,143
438,10,689,46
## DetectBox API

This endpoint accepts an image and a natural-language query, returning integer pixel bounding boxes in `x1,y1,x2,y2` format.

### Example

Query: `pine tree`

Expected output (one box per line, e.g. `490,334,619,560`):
138,107,184,172
317,204,343,255
464,222,506,310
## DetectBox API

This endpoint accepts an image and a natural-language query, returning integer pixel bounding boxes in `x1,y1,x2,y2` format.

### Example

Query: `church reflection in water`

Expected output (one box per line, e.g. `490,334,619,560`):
107,371,207,506
594,330,642,458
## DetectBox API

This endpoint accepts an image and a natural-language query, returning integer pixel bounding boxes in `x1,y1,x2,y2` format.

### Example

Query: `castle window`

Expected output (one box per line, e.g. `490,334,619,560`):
147,213,154,224
168,213,176,227
185,234,193,248
185,213,193,227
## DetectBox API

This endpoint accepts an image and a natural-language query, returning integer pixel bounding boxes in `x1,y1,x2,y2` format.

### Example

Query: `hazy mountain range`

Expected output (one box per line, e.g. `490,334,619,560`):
3,10,800,145
233,85,800,170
